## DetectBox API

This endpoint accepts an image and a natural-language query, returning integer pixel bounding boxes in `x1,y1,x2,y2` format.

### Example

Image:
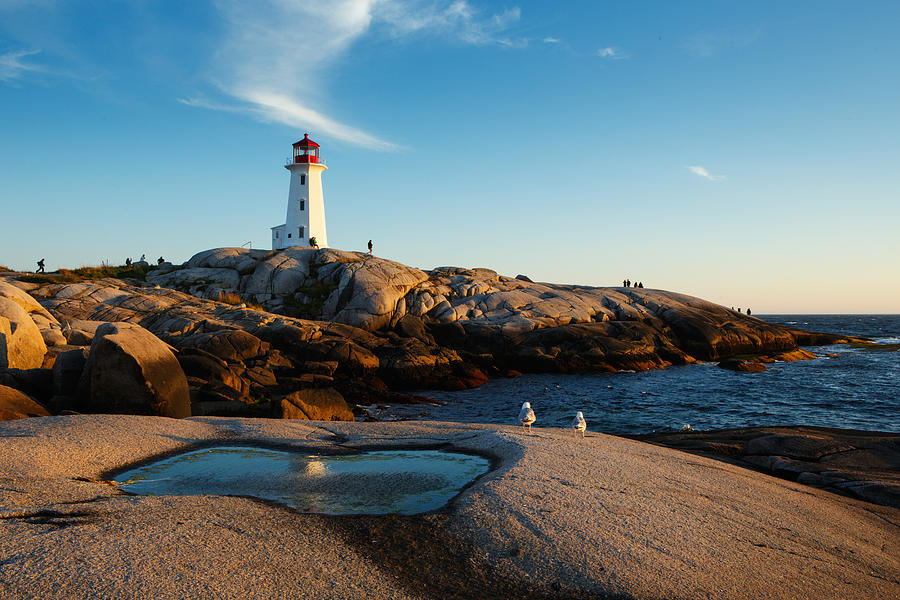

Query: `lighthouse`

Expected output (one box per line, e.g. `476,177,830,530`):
272,134,328,250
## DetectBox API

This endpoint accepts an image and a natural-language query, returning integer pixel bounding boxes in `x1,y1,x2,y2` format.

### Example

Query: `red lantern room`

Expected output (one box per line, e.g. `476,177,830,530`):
292,133,320,164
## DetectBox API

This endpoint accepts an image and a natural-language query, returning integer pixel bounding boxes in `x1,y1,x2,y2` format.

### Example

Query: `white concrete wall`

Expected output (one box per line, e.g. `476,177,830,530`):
271,224,286,250
275,162,327,249
305,163,328,248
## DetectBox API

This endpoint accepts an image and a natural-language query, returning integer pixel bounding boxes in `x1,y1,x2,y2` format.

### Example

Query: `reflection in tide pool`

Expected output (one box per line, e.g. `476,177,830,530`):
114,447,490,515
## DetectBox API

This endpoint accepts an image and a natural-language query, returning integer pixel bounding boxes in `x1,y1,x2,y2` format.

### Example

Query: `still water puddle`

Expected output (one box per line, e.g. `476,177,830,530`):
114,447,490,515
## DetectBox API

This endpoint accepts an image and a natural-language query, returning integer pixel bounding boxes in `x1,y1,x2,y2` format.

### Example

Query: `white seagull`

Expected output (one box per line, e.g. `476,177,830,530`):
571,411,587,438
519,401,536,434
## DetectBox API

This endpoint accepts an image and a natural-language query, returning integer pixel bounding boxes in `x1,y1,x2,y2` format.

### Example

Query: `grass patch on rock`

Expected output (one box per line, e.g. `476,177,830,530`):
16,264,154,284
285,281,338,319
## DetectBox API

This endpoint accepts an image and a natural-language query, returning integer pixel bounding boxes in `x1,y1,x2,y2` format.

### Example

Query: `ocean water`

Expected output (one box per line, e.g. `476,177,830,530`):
387,315,900,434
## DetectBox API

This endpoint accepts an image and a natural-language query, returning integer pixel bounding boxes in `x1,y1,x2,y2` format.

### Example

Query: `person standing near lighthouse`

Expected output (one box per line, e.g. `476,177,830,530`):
272,134,328,250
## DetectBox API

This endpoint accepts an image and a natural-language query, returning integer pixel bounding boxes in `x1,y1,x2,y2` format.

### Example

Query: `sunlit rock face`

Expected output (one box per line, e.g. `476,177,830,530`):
140,248,808,362
0,383,50,421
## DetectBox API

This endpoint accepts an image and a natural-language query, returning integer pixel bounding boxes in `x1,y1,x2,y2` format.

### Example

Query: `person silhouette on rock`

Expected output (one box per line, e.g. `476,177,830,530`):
35,258,45,273
367,239,373,255
309,236,319,249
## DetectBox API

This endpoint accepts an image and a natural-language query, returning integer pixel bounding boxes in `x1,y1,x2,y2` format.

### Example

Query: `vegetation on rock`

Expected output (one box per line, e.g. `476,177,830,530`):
16,264,154,284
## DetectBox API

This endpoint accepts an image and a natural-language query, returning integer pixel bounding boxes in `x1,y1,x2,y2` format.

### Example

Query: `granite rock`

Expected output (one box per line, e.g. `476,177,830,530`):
0,383,49,420
279,387,353,421
80,322,191,418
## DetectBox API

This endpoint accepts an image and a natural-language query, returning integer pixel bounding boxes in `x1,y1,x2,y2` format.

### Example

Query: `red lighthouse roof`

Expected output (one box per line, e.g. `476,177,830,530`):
293,133,319,148
290,133,321,164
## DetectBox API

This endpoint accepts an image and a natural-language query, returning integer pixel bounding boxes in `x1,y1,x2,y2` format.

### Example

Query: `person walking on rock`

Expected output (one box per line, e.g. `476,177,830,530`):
367,239,373,255
35,258,45,273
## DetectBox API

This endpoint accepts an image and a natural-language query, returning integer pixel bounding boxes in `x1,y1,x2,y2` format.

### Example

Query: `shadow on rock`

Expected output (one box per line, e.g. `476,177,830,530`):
314,513,625,600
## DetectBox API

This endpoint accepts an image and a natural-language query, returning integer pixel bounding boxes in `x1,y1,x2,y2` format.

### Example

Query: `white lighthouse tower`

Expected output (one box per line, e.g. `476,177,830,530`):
271,134,328,249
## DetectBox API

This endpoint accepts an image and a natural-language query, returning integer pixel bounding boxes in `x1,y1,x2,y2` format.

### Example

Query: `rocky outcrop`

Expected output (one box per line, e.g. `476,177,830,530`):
718,358,767,372
279,388,353,421
0,383,50,421
138,247,834,372
80,322,191,418
0,247,845,420
632,426,900,509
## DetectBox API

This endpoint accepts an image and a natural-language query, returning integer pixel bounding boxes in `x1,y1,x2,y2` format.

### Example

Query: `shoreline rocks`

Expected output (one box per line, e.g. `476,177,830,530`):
0,248,860,422
630,425,900,509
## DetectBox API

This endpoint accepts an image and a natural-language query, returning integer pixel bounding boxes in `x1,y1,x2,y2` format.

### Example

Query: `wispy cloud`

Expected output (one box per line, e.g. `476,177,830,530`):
0,49,44,83
596,46,627,59
379,1,524,47
688,165,726,181
542,36,559,44
684,27,762,58
190,0,524,150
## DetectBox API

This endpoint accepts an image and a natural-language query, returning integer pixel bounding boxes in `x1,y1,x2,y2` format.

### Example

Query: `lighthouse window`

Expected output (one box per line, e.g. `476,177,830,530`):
275,232,279,239
300,175,306,185
300,200,305,210
299,227,305,238
288,233,292,238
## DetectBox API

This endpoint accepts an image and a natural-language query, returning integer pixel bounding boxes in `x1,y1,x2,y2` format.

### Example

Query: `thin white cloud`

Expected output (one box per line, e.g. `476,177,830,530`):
684,27,762,58
193,0,524,150
542,36,560,44
0,49,43,82
377,1,525,47
240,90,399,151
688,165,726,181
596,46,627,59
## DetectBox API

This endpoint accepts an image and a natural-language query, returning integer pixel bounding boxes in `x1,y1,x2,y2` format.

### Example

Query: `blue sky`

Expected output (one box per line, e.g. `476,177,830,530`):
1,1,898,313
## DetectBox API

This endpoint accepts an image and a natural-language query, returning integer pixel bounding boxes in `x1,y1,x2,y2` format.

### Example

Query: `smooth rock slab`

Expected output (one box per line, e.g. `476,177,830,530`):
0,416,896,600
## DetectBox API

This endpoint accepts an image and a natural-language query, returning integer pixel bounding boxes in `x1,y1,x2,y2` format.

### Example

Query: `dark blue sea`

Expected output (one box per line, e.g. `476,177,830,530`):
391,315,900,434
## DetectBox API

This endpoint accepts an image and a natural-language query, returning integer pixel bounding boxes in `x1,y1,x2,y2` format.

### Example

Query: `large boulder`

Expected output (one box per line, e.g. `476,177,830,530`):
0,281,65,347
52,348,89,398
243,248,315,298
80,322,191,418
279,388,353,421
0,384,50,421
322,255,429,330
0,298,47,369
185,247,264,272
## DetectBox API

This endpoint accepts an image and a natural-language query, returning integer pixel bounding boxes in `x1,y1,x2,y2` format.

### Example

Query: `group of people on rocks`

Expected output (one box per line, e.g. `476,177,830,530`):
35,253,167,273
622,279,644,288
123,254,165,267
732,307,752,315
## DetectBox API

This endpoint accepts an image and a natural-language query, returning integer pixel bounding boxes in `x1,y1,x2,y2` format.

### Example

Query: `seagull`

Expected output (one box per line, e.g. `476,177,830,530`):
571,411,587,438
519,401,536,434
